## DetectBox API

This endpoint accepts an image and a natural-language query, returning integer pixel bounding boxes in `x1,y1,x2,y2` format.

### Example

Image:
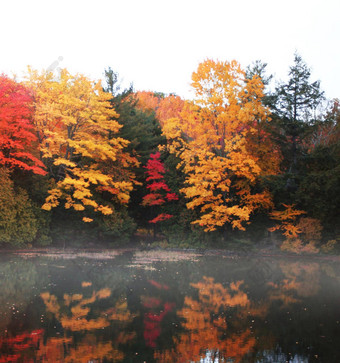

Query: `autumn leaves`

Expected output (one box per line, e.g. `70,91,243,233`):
0,76,45,175
0,59,302,238
26,69,139,222
162,60,277,231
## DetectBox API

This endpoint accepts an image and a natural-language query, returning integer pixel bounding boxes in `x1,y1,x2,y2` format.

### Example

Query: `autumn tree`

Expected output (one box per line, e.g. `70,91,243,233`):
141,151,178,225
162,59,275,233
134,91,185,127
0,75,45,175
26,68,138,222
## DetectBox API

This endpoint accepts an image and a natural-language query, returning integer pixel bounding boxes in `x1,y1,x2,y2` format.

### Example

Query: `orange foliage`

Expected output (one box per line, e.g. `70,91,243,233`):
40,287,133,332
269,204,305,240
35,335,125,363
191,277,249,310
266,262,320,307
106,299,136,322
134,91,185,126
134,91,160,115
39,285,136,361
155,276,255,362
279,262,320,298
162,59,276,231
270,205,322,253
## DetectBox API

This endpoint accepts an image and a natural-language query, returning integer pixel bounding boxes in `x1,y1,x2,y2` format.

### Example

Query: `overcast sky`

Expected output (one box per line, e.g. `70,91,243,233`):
1,0,339,100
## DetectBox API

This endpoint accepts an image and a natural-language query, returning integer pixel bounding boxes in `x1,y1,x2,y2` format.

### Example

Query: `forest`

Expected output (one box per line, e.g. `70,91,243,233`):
0,54,339,253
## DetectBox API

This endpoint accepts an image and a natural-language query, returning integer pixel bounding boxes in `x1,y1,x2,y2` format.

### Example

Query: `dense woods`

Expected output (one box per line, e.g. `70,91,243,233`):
0,54,339,252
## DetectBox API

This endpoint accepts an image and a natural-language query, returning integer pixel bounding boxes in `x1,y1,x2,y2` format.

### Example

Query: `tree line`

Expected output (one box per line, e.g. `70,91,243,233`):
0,54,339,252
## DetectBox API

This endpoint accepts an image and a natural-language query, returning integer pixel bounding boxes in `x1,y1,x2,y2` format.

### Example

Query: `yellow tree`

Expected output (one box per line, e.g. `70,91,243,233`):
162,59,277,232
26,68,138,221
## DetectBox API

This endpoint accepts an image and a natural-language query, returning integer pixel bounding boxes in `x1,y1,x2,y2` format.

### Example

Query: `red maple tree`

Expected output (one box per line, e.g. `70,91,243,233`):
142,151,178,224
0,75,46,175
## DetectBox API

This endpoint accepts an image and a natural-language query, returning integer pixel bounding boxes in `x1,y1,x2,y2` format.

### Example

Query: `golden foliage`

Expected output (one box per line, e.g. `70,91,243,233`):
26,68,138,220
162,59,276,231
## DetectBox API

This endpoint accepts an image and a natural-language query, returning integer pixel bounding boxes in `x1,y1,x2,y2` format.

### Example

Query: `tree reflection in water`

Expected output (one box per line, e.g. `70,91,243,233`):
0,253,338,362
155,277,255,362
38,282,136,362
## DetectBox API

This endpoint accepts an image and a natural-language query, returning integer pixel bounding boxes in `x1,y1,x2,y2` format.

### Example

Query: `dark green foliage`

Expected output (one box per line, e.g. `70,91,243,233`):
273,53,324,123
270,53,324,173
103,68,164,166
49,201,136,247
96,206,137,242
295,120,340,231
260,55,339,240
103,68,166,228
0,168,39,246
246,60,273,87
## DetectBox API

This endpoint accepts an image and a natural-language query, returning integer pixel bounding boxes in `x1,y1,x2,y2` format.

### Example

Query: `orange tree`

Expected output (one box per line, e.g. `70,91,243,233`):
162,59,279,232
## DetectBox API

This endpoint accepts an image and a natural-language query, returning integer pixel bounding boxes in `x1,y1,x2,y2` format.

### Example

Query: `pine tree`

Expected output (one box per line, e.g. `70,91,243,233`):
272,53,324,185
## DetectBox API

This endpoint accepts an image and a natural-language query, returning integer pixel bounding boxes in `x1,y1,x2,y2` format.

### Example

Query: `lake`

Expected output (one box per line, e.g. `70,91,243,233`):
0,249,339,362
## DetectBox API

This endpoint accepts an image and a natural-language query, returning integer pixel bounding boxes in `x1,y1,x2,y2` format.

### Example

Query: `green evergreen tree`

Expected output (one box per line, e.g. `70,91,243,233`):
272,54,324,178
103,68,165,228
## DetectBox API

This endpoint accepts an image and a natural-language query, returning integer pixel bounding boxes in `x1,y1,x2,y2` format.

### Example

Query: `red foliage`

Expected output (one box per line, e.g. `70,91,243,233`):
0,75,46,175
142,152,178,224
148,280,170,290
149,213,173,224
147,181,170,192
166,192,179,201
142,297,162,309
143,295,175,348
145,152,166,181
0,329,44,363
142,193,165,206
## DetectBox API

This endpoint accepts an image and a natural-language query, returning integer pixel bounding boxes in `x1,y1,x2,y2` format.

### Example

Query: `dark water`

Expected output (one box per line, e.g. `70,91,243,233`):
0,249,339,363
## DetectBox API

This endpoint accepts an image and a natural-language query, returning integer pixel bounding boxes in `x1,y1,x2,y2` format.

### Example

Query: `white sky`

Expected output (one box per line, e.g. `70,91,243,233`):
1,0,339,100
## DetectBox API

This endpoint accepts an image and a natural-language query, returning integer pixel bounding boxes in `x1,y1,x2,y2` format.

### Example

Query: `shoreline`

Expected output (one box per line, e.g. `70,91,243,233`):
1,245,339,261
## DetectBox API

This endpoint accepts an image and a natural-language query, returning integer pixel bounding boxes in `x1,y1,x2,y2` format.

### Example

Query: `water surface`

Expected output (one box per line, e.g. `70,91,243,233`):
0,249,339,362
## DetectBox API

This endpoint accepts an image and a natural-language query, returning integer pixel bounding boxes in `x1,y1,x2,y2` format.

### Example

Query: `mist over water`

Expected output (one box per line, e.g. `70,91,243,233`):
0,249,339,362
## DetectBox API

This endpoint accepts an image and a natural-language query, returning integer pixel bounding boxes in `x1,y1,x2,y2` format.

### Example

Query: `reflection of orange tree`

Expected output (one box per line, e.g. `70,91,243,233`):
155,276,255,362
41,288,112,331
38,282,136,362
0,329,44,363
267,262,320,307
35,335,124,363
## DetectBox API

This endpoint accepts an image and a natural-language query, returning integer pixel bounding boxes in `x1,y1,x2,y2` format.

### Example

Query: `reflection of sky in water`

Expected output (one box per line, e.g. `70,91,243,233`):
0,250,339,362
255,351,309,363
192,349,309,362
